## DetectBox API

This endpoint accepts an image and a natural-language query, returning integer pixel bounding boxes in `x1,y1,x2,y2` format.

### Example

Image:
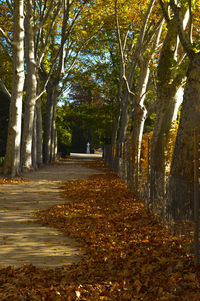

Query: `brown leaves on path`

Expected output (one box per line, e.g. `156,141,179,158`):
0,160,200,300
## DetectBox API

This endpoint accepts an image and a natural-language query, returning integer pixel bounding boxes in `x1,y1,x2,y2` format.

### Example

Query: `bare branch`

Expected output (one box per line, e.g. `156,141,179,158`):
0,27,13,45
126,0,156,90
0,79,11,99
123,75,136,97
170,0,195,59
139,0,156,45
158,0,170,24
115,0,126,76
115,0,137,101
188,0,193,43
174,9,190,60
41,0,55,28
177,53,187,67
36,2,62,66
123,29,129,53
143,18,164,52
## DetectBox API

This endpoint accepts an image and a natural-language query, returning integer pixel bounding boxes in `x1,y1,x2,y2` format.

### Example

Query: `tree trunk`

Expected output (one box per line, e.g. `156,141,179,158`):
131,59,150,162
50,96,58,162
131,106,147,165
36,99,43,166
4,0,25,177
150,87,184,201
21,0,37,171
32,109,37,169
128,59,150,193
167,52,200,220
43,81,57,164
118,97,130,142
150,18,186,203
111,104,121,145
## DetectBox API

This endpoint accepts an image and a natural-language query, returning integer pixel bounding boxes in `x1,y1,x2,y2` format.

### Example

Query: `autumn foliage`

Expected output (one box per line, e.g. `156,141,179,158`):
0,160,200,300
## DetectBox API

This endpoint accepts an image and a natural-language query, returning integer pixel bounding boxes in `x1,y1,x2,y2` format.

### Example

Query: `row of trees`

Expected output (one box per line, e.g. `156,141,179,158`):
0,0,200,221
0,0,105,176
108,0,200,219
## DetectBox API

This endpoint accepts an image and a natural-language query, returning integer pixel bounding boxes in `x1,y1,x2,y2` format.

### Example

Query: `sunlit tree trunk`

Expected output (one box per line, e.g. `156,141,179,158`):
129,17,163,186
167,52,200,219
150,17,187,202
115,0,156,144
131,60,150,164
166,0,199,219
4,0,24,177
21,0,37,171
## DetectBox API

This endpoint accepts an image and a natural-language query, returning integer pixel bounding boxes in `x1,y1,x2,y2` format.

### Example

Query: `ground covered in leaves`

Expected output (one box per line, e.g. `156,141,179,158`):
0,160,200,300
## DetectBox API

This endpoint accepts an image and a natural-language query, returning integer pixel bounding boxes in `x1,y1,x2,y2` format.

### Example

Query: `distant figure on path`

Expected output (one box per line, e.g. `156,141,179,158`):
86,142,90,154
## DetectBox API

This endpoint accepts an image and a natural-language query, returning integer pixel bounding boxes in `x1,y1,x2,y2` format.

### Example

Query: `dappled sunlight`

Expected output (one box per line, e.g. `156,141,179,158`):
0,160,103,269
0,182,82,267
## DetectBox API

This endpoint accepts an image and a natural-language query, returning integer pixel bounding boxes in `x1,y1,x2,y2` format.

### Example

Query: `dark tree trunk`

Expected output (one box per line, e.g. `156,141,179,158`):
167,53,200,220
43,82,54,164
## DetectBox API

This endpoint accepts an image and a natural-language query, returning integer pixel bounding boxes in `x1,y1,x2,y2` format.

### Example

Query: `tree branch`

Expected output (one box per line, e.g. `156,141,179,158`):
143,18,164,52
0,79,11,99
158,0,170,24
188,0,193,44
170,0,195,59
36,2,62,66
0,28,13,45
139,0,156,45
40,0,54,28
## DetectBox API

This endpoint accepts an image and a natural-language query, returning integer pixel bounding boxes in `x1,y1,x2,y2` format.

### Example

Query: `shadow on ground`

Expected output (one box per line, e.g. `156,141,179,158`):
0,160,104,267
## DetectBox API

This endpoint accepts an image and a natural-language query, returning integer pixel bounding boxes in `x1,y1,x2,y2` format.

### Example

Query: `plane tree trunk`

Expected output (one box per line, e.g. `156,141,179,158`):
4,0,25,177
167,53,200,219
21,0,37,171
167,0,200,219
150,17,187,203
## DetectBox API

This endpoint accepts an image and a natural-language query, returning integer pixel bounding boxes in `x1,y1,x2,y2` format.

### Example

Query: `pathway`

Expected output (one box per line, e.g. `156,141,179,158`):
0,159,103,268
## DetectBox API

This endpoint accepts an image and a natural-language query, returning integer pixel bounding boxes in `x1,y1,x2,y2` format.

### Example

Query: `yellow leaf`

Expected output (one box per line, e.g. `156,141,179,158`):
157,257,168,265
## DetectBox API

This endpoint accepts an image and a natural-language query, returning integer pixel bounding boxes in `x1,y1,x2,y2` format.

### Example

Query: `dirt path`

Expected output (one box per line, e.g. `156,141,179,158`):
0,159,103,268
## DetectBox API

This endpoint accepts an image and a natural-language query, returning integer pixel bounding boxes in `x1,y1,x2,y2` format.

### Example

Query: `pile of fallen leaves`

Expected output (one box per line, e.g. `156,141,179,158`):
80,158,110,172
0,177,28,184
0,160,200,300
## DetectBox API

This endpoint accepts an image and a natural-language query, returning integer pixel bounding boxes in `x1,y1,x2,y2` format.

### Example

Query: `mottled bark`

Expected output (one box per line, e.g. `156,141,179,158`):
21,0,37,171
167,53,200,220
131,60,150,163
4,0,24,176
118,99,130,142
150,18,186,203
115,0,156,144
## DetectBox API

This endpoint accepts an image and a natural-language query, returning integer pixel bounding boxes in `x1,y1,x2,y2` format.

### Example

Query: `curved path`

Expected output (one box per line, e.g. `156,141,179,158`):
0,159,103,268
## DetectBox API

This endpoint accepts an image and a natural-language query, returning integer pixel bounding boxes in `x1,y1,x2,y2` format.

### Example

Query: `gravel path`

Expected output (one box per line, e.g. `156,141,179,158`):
0,159,103,268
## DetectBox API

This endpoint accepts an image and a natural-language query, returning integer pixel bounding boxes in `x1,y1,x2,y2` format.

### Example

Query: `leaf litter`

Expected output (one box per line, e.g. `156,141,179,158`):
0,159,200,300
